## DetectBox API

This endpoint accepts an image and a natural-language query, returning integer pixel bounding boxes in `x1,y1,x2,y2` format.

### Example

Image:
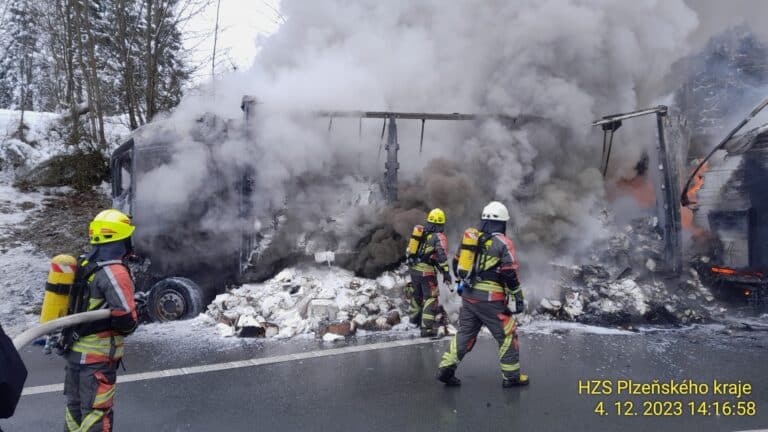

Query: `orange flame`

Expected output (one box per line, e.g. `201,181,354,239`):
609,176,655,208
710,266,764,278
681,162,709,234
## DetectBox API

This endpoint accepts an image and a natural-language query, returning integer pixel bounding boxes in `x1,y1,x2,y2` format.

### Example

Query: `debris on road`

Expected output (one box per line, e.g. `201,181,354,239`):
204,266,411,339
540,215,722,326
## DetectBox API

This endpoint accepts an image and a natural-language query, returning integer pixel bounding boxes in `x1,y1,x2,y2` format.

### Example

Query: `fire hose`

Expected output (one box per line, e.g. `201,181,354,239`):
12,309,111,351
681,95,768,207
2,310,111,419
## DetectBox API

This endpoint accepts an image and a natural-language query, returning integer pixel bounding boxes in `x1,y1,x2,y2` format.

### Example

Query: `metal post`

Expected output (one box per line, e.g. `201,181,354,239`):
384,116,399,202
593,105,684,275
655,110,683,274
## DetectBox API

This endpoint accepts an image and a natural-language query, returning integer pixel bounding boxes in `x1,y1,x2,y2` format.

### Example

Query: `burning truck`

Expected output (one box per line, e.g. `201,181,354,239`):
111,90,768,325
691,123,768,305
593,98,768,311
109,96,534,322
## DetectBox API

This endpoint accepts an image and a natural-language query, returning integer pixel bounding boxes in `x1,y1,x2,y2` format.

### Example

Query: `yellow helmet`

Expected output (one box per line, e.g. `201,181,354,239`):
427,208,446,225
89,209,135,244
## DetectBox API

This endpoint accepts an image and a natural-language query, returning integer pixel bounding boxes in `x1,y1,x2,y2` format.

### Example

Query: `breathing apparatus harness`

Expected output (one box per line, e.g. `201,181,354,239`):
58,259,125,354
457,231,494,294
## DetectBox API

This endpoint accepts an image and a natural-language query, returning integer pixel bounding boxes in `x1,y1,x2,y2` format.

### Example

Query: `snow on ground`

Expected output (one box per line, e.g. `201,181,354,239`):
0,173,47,234
0,245,50,337
0,109,130,337
0,109,130,173
0,174,51,336
0,110,63,168
521,320,636,336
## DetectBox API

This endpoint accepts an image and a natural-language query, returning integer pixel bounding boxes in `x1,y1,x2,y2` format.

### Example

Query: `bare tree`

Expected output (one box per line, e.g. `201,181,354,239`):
211,0,221,81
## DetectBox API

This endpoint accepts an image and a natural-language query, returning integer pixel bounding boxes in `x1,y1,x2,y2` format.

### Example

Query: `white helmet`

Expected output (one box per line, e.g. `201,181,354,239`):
481,201,510,222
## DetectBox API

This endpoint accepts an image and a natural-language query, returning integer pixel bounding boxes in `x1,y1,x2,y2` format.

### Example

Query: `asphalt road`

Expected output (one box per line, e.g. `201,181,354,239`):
3,325,768,432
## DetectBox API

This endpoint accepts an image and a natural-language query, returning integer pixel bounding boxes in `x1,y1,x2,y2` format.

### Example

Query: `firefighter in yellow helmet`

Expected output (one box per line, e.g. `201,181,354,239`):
437,201,529,388
61,209,138,432
405,208,451,337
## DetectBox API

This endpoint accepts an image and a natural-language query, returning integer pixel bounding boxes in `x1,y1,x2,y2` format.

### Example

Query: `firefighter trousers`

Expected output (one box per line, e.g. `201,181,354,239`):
64,361,117,432
439,299,520,379
408,270,443,333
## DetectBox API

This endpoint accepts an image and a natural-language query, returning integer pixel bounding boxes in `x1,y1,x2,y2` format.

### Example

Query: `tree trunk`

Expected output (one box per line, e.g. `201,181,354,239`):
117,0,138,129
78,0,106,146
144,0,156,121
62,0,79,146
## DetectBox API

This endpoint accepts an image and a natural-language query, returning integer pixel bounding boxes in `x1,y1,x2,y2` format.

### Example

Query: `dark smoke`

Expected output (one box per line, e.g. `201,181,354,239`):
132,0,720,295
347,158,477,277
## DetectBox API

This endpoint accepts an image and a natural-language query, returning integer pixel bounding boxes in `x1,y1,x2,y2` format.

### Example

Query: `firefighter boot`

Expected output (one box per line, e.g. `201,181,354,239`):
502,374,530,388
437,367,461,387
421,328,437,337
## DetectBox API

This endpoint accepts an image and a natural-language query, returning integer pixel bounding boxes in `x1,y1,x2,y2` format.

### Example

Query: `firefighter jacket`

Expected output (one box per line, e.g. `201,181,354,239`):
65,260,137,365
411,231,450,276
459,232,521,302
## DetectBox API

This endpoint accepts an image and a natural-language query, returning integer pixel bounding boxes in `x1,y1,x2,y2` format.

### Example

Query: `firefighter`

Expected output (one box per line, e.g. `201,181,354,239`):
405,208,452,337
62,209,138,432
436,201,529,388
0,322,27,419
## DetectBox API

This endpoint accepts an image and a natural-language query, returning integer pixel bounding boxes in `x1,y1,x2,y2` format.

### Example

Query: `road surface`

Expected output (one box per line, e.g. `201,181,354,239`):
3,323,768,431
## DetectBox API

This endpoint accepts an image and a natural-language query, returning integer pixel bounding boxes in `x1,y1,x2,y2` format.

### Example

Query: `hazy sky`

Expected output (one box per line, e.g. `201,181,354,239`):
187,0,282,81
185,0,768,84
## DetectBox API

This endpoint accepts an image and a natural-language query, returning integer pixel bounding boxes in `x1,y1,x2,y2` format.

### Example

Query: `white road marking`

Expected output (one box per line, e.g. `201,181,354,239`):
22,337,442,396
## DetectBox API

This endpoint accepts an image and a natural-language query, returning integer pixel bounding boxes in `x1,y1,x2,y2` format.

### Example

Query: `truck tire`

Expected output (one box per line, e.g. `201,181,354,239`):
147,277,204,322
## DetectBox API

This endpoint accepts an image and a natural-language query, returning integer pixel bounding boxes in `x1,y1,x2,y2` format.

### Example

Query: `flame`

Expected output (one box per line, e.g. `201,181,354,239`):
686,161,708,205
609,176,655,208
710,266,764,278
606,161,710,237
681,162,709,234
710,266,737,275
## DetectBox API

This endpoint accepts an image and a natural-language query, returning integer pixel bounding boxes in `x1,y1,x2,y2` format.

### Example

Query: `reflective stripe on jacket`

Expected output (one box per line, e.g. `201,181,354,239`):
461,233,519,302
411,232,450,274
68,261,136,364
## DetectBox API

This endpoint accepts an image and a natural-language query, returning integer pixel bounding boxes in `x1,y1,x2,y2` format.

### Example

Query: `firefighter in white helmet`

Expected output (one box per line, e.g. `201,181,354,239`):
437,201,529,387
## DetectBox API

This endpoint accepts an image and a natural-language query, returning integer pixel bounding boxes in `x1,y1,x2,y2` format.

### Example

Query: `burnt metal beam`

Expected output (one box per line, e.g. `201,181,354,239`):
720,123,768,155
655,110,683,274
315,110,532,203
384,117,399,203
240,96,534,204
313,110,523,122
593,105,682,274
591,105,667,126
681,96,768,207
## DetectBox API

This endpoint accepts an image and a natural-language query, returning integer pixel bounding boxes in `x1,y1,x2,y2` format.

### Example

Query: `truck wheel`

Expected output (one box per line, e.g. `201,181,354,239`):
147,277,204,322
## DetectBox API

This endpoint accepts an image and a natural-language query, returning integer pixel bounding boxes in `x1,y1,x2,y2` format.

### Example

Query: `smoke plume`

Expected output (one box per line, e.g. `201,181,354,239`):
133,0,708,296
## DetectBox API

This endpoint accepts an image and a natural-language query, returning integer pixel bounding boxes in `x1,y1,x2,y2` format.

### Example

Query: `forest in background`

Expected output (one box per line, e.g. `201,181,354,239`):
0,0,209,152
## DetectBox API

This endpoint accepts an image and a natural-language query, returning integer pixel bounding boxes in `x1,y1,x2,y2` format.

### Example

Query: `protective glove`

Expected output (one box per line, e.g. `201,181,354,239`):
43,334,60,355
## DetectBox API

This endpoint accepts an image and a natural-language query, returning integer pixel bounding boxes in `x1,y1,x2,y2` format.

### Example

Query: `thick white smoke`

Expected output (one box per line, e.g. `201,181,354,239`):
135,0,703,295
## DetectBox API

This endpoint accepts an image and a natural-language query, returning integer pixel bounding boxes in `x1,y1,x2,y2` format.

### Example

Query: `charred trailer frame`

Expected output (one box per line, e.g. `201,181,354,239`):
593,106,687,274
311,109,535,203
112,96,533,322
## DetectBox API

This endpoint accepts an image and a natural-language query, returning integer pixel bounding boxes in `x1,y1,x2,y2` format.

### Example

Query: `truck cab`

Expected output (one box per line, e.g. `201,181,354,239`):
110,117,255,321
